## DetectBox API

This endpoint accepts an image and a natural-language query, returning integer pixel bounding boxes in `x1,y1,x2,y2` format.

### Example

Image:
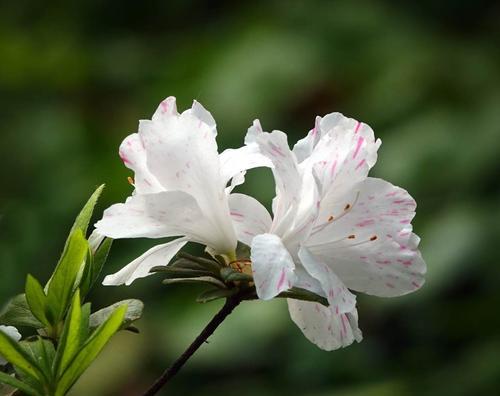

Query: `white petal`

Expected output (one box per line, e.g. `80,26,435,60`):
0,325,21,365
292,116,321,163
151,96,178,121
244,119,263,145
228,193,272,246
298,247,356,313
88,230,105,253
300,113,381,200
184,100,217,133
253,130,302,226
95,191,202,239
250,233,296,300
118,133,164,194
307,177,426,297
139,100,236,252
103,238,187,286
219,144,273,189
288,300,362,351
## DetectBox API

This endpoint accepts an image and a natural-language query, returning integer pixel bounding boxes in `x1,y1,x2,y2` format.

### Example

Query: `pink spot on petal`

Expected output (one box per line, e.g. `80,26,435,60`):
353,136,364,159
354,121,362,133
355,159,366,170
277,268,287,291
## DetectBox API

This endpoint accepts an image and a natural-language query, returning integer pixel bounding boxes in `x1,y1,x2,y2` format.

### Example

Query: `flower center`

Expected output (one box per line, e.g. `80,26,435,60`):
229,259,253,276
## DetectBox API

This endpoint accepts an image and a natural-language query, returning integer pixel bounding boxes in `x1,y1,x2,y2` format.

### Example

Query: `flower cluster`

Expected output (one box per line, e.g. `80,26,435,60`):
95,97,426,351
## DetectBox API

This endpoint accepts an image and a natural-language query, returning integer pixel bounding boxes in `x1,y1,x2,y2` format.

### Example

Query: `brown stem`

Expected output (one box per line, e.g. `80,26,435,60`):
142,295,242,396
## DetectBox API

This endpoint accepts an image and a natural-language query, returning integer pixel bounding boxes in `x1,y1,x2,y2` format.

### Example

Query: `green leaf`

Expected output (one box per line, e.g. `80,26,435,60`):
89,300,143,331
196,288,238,303
0,295,44,329
0,330,44,383
25,275,50,327
55,305,127,396
0,372,41,396
176,252,222,273
162,276,226,289
277,287,329,306
79,238,113,298
53,291,84,378
150,267,215,279
69,185,105,239
20,337,55,385
47,185,105,293
46,230,89,323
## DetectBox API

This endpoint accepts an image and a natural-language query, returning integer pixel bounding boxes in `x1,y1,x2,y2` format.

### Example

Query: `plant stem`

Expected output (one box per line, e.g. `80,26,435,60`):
142,295,242,396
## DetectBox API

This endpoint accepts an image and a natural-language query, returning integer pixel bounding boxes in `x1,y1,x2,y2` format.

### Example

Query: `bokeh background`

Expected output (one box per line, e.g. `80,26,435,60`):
1,0,500,395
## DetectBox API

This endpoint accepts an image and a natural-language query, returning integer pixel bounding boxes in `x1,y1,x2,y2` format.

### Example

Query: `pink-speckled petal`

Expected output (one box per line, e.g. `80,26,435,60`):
102,238,187,286
298,247,356,313
138,99,236,253
287,300,362,351
253,130,302,227
299,113,380,200
151,96,178,121
307,177,426,297
250,233,296,300
228,193,272,246
219,144,273,190
118,133,164,194
95,191,211,243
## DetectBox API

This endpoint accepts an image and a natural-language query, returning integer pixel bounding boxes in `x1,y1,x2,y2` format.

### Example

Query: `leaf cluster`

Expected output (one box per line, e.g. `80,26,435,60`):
0,186,144,396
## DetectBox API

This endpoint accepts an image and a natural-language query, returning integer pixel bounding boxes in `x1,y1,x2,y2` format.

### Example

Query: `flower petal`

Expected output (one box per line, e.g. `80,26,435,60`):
307,177,426,297
252,130,302,227
298,247,356,313
299,113,381,199
118,133,164,194
139,98,236,252
228,193,272,246
219,144,273,190
250,233,296,300
95,191,207,241
102,238,187,285
287,300,362,351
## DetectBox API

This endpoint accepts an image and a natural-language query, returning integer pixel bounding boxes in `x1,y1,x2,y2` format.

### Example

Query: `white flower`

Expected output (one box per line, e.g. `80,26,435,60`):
95,97,271,285
229,114,426,350
0,325,21,365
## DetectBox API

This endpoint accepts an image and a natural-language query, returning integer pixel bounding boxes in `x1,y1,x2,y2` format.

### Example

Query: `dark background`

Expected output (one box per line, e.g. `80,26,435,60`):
1,1,499,395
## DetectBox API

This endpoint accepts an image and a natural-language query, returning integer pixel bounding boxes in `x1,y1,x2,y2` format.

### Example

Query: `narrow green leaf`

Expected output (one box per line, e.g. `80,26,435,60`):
20,337,55,385
55,305,127,396
277,287,329,306
196,288,238,303
0,295,44,329
47,185,105,292
47,230,88,322
53,291,83,378
79,303,91,343
80,238,113,298
176,252,222,272
69,185,105,238
150,267,214,279
25,275,50,327
89,300,143,331
162,276,226,289
0,372,41,396
0,330,44,383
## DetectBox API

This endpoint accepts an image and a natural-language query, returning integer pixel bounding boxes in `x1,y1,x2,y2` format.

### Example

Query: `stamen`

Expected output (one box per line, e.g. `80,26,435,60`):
127,176,135,186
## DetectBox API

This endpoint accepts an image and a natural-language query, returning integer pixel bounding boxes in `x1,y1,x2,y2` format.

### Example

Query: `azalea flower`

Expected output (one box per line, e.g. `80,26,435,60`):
228,114,426,350
95,97,271,285
0,325,21,365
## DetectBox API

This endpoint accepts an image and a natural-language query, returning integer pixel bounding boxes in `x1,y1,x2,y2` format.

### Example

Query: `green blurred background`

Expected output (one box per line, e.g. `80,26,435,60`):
1,0,500,395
